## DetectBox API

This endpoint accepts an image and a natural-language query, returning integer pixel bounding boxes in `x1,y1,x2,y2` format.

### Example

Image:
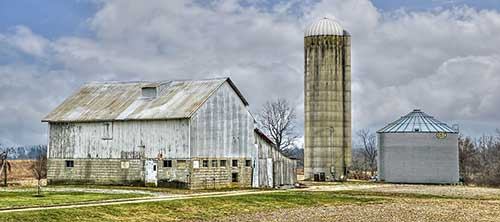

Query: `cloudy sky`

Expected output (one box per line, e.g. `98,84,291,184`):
1,0,499,146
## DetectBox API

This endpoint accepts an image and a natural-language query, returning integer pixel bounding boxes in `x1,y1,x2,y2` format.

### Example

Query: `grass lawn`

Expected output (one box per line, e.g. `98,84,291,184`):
48,184,259,194
0,191,382,222
0,191,148,209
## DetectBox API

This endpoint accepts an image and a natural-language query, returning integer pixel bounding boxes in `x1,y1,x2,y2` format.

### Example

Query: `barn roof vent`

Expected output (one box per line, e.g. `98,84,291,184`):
141,86,157,98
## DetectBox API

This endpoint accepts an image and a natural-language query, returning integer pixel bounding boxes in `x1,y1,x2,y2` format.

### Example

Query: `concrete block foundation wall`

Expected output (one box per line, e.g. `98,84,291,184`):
190,157,253,189
48,158,253,189
47,159,143,185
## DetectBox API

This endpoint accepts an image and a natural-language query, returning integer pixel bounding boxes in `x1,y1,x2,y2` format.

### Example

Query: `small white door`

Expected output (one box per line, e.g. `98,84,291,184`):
145,160,158,186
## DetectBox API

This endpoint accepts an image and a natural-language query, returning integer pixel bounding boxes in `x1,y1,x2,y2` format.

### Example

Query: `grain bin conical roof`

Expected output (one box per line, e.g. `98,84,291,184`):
377,109,457,133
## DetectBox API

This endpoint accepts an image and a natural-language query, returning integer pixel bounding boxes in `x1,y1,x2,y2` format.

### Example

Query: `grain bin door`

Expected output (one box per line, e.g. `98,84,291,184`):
267,158,274,187
145,160,158,186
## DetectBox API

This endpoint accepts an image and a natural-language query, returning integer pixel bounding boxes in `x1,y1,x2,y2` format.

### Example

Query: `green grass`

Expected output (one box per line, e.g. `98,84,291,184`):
48,184,258,194
0,191,148,209
0,191,382,222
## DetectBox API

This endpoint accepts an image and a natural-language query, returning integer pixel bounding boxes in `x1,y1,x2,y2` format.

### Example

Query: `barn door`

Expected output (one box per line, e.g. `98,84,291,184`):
144,159,158,186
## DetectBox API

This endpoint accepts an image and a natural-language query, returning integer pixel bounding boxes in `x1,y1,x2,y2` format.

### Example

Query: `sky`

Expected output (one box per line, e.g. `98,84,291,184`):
0,0,499,146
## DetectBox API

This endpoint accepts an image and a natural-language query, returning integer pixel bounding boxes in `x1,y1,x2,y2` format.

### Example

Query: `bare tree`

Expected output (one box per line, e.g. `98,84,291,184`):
458,136,478,184
356,129,377,176
0,145,13,186
31,149,47,196
258,98,298,152
458,131,500,187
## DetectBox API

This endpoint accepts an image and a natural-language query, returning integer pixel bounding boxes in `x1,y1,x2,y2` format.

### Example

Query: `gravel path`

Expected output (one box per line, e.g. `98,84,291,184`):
210,184,500,222
214,198,500,222
363,184,500,199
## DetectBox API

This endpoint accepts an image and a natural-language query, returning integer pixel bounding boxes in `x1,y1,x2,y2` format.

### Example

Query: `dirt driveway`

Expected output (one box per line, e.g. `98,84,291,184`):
215,183,500,222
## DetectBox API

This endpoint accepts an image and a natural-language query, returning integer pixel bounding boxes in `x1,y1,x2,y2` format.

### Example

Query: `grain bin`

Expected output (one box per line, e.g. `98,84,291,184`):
377,109,459,184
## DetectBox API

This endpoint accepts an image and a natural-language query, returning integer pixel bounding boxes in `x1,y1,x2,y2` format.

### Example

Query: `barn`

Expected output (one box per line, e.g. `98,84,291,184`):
42,77,297,189
377,109,459,184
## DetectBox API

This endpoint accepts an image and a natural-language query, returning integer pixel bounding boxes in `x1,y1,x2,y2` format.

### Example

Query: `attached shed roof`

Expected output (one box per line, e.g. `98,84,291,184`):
42,77,248,122
377,109,458,133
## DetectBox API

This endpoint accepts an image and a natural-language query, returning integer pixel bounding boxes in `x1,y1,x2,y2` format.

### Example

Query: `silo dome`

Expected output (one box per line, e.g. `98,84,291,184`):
305,17,344,37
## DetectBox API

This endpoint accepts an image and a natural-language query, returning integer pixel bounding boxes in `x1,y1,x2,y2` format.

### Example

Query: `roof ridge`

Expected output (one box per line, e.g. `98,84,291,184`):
84,76,229,85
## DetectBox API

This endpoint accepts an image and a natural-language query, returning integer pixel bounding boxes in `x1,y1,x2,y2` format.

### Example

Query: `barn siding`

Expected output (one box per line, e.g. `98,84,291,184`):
254,131,297,188
188,82,255,189
190,82,255,158
48,119,189,159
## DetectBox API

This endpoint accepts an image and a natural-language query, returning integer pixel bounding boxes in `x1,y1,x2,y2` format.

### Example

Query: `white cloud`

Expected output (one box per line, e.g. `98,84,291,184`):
0,26,50,57
0,0,499,145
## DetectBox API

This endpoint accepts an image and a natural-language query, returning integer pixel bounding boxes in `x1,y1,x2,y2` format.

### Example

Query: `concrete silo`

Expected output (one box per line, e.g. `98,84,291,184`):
377,109,459,184
304,17,351,181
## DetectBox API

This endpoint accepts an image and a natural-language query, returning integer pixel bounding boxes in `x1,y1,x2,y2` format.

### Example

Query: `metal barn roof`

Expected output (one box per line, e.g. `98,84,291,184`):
305,17,344,37
377,109,457,133
42,77,248,122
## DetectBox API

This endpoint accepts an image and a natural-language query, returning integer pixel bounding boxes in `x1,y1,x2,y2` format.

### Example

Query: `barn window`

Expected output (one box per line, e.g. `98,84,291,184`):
102,122,113,140
202,160,209,167
141,86,157,98
245,160,252,167
220,160,227,167
232,160,238,167
163,160,172,168
211,160,217,167
65,160,74,168
231,172,239,182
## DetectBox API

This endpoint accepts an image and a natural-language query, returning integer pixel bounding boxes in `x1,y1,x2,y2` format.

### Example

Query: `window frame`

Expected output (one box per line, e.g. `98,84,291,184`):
202,160,209,168
231,172,239,182
65,160,74,168
163,160,172,168
232,159,238,167
220,160,227,167
101,122,113,140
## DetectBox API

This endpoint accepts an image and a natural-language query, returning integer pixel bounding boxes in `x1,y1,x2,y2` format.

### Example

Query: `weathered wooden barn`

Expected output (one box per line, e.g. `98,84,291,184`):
42,77,297,189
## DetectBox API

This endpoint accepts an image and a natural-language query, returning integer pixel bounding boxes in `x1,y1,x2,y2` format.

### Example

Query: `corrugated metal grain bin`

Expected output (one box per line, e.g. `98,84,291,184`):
377,109,459,184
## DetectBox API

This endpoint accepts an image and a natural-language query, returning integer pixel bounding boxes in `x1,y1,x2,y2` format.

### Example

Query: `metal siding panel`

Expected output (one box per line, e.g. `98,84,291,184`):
190,82,254,158
48,120,190,159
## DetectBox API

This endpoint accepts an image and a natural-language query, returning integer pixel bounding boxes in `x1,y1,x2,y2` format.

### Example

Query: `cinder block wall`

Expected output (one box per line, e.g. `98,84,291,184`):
47,159,143,185
189,157,253,189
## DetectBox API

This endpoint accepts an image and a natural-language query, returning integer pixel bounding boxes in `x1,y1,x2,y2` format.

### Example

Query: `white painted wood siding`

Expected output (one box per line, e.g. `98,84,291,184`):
48,119,189,159
190,82,255,158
